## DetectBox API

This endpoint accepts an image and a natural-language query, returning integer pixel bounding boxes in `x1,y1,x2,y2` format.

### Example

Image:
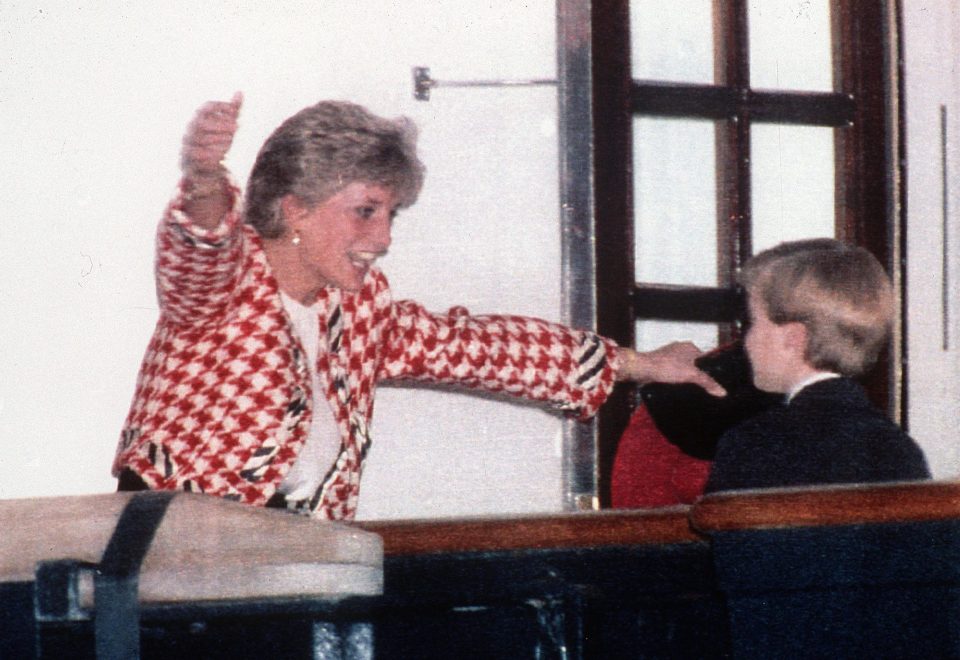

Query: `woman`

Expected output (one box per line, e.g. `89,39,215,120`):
113,94,721,520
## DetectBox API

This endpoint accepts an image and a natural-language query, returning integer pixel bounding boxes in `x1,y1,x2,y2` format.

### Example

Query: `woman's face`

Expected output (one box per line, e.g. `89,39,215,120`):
288,181,399,292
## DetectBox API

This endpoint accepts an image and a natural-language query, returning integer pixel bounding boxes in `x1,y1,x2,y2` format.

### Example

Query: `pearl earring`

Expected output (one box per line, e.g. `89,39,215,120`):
291,232,301,246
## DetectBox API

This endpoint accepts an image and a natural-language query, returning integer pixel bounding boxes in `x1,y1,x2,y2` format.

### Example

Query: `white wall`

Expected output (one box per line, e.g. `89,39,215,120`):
0,1,566,518
4,2,953,517
903,3,960,479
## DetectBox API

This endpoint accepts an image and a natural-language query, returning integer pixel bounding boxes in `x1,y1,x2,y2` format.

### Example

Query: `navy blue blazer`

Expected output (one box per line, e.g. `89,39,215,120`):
705,377,930,494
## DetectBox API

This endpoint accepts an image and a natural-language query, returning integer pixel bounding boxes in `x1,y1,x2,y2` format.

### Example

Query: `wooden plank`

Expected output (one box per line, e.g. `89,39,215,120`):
632,283,743,322
0,492,383,603
631,83,854,126
355,507,701,556
691,479,960,533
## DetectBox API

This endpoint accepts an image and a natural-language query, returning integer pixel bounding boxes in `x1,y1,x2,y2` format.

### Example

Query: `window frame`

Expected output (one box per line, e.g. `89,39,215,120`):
573,0,900,506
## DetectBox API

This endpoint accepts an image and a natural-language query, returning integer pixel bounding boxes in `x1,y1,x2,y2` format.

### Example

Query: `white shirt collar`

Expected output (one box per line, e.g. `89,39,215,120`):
786,371,841,403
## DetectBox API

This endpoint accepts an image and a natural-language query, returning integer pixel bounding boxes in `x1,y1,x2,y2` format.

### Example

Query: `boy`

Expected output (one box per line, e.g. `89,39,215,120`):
704,239,929,493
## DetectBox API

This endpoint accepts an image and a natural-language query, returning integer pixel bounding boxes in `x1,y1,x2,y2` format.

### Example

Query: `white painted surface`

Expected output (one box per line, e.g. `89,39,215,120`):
903,2,960,479
1,2,956,518
0,1,564,519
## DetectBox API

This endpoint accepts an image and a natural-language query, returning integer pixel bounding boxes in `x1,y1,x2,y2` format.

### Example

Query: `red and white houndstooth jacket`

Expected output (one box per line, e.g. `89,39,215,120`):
113,183,620,520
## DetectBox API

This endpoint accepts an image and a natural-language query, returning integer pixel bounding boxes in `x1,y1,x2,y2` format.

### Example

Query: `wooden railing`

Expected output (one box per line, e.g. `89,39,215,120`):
691,478,960,533
357,479,960,555
356,505,700,555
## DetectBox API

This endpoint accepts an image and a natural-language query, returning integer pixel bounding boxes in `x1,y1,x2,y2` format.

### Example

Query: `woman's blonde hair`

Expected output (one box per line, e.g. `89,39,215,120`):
244,101,425,238
739,238,894,377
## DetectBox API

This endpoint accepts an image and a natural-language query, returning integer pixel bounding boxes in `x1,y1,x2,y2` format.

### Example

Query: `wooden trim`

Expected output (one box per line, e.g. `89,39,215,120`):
356,508,700,556
713,0,751,345
714,0,752,266
357,480,960,557
592,0,634,349
748,89,855,125
632,284,743,322
690,480,960,533
633,83,736,119
632,83,855,126
834,0,891,259
834,0,895,413
354,506,703,556
892,0,909,428
592,0,635,507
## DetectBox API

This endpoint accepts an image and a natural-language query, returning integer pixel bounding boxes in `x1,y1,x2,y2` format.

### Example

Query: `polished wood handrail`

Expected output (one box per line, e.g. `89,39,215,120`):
355,480,960,556
355,507,701,556
690,479,960,533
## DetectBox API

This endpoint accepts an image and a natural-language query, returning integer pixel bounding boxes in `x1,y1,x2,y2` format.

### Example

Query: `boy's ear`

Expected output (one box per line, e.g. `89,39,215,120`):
782,321,809,358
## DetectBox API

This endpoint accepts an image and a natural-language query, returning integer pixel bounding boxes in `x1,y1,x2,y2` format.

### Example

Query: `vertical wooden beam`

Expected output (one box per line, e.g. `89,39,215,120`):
714,0,752,281
591,0,634,506
714,0,752,343
834,0,898,414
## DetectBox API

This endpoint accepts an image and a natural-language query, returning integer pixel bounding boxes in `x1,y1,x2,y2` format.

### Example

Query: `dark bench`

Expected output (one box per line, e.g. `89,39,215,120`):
358,507,722,659
359,479,960,659
693,480,960,659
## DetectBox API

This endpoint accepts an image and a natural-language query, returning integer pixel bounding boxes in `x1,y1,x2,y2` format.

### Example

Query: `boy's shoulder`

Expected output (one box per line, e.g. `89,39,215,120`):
728,376,895,442
790,375,866,404
711,375,930,492
787,377,907,437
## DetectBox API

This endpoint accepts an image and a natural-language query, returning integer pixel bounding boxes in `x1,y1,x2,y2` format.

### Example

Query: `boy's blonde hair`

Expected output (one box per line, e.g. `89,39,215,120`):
739,238,894,377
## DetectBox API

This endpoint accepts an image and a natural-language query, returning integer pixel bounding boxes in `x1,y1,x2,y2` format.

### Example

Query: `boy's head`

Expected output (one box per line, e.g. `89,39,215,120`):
739,238,894,392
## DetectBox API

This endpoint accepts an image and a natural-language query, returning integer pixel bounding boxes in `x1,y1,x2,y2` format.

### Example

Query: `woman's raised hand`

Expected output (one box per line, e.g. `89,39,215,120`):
179,93,242,229
181,92,243,178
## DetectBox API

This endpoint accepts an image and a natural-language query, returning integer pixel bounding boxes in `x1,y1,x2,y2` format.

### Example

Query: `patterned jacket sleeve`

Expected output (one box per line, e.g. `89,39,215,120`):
154,179,245,326
378,297,621,420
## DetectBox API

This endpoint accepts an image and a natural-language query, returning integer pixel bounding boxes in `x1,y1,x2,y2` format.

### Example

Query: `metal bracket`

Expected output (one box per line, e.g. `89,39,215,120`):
413,66,556,101
94,491,175,659
941,104,951,351
34,560,97,623
33,493,175,659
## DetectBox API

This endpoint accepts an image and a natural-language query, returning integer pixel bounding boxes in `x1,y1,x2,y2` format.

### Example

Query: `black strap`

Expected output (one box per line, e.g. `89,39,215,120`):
94,491,175,660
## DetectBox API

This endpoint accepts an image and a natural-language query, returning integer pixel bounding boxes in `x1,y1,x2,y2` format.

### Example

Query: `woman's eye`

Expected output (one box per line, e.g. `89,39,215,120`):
356,206,375,219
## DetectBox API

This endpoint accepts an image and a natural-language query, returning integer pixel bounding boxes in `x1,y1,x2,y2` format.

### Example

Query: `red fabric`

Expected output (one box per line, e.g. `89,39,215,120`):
611,404,711,508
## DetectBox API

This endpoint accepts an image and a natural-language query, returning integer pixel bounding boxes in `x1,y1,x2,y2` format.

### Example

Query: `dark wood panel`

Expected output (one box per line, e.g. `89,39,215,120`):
592,0,636,508
713,0,751,344
632,284,744,322
834,1,898,416
632,82,736,119
632,82,855,126
748,89,855,125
